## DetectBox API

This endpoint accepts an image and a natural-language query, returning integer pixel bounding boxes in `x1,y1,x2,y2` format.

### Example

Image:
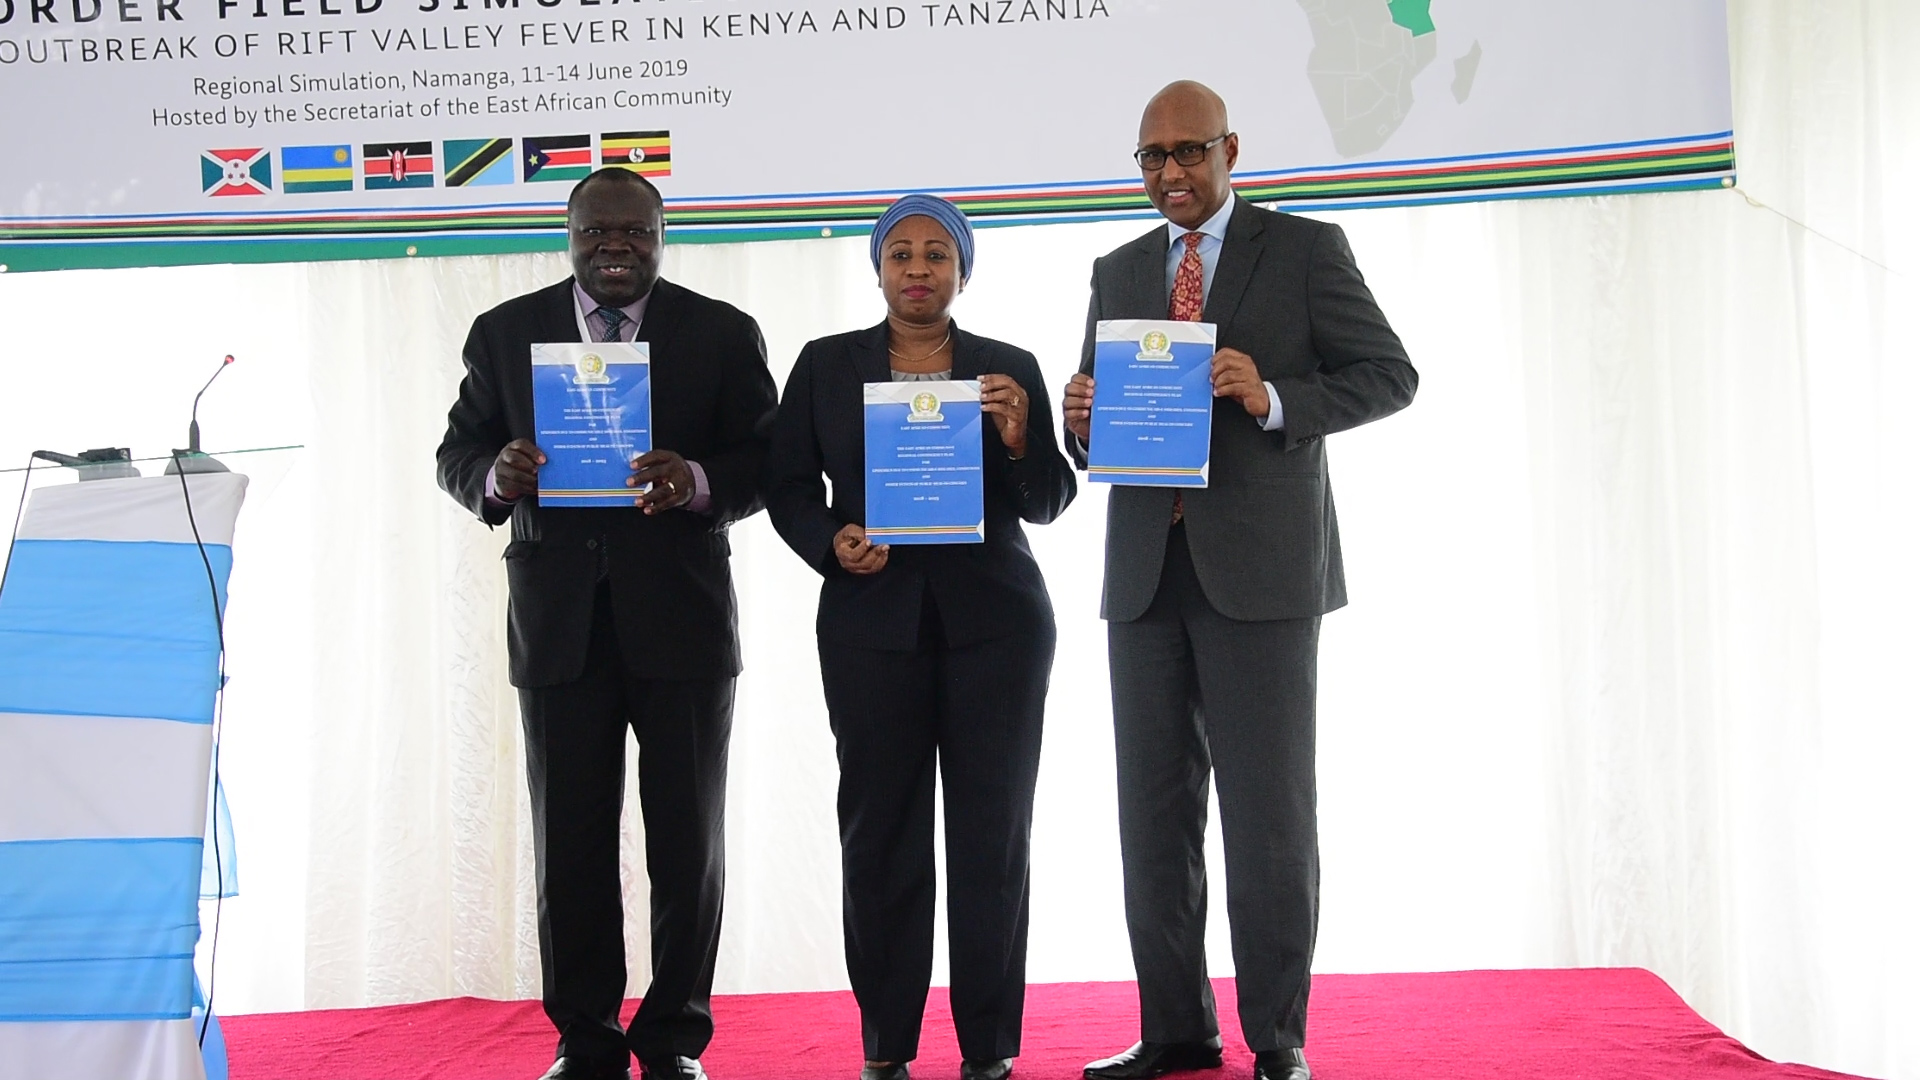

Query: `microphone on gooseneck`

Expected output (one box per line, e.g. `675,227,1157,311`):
169,355,236,476
188,355,236,454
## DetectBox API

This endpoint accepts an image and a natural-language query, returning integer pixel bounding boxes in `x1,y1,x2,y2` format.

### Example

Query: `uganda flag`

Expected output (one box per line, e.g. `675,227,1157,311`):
600,131,671,177
201,148,271,197
282,144,354,193
444,137,515,187
363,142,435,190
523,135,592,183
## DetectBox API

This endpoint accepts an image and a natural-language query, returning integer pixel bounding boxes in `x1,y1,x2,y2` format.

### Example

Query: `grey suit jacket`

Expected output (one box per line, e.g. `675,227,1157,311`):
1070,198,1417,623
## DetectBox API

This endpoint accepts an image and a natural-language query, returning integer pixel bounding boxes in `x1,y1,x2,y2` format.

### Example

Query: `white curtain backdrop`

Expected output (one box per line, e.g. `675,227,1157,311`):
0,1,1913,1076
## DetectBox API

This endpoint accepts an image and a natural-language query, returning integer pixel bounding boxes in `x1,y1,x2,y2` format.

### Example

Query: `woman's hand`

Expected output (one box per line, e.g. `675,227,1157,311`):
979,374,1030,458
834,523,890,575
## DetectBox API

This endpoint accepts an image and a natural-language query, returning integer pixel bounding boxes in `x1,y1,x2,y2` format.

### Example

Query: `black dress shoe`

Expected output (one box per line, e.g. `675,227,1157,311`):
638,1056,707,1080
961,1059,1012,1080
538,1057,632,1080
860,1064,910,1080
1252,1049,1310,1080
1083,1039,1224,1080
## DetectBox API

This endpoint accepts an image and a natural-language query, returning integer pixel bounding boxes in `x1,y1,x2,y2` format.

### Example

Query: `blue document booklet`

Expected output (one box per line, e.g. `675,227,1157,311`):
1087,319,1216,486
531,341,652,507
863,380,985,545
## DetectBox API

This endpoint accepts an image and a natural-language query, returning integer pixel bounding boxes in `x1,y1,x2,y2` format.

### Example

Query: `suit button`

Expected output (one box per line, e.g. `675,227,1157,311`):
586,539,599,550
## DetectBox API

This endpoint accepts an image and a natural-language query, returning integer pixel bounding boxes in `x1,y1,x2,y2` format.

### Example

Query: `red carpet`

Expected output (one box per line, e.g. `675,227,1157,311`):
222,969,1868,1080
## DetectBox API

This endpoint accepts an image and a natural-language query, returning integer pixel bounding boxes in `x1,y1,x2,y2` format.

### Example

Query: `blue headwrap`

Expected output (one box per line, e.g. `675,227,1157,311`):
869,193,975,281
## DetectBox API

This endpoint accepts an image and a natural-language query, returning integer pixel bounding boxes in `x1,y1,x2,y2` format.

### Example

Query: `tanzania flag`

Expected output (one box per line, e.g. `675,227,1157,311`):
444,138,515,187
523,135,592,183
201,148,271,197
281,144,353,193
363,142,435,190
600,131,671,177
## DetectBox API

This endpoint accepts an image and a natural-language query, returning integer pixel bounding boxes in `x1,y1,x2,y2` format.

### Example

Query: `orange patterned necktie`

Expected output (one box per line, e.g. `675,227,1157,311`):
1169,231,1205,523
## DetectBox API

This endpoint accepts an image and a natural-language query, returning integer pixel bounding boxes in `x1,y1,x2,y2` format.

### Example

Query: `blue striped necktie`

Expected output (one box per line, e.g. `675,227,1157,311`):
592,306,625,342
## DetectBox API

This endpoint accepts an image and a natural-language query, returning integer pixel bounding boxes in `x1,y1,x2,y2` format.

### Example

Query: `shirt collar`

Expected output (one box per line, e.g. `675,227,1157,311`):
572,279,650,329
1166,196,1236,249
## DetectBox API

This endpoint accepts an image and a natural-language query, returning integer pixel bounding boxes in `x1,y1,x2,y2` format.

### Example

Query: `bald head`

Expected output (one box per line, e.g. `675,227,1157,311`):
1140,80,1230,143
1136,80,1238,230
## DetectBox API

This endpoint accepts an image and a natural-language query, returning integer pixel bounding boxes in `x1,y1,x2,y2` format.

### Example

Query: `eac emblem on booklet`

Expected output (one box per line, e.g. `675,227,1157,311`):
1137,330,1174,361
907,391,946,423
574,352,611,384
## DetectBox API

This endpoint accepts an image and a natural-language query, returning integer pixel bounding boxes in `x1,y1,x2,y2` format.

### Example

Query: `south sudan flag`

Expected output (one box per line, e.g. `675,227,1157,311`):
282,144,353,193
523,135,592,183
363,141,435,190
600,131,671,177
444,138,515,187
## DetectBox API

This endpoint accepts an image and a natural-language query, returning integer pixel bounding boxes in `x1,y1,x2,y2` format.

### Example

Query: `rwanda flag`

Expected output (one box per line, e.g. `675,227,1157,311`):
363,142,435,190
201,148,271,197
282,144,353,193
600,131,671,177
444,138,515,187
523,135,592,183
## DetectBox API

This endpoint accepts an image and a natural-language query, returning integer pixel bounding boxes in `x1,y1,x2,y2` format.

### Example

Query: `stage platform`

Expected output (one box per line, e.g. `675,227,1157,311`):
222,968,1866,1080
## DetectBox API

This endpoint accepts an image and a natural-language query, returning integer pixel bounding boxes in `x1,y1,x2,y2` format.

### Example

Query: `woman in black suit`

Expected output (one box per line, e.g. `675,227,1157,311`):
766,195,1076,1080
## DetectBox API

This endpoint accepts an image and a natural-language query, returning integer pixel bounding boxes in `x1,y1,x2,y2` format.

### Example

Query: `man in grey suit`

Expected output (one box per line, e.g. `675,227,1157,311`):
1064,82,1417,1080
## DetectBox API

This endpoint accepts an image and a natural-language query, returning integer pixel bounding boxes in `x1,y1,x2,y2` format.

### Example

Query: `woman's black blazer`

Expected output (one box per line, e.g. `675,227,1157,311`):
766,320,1077,651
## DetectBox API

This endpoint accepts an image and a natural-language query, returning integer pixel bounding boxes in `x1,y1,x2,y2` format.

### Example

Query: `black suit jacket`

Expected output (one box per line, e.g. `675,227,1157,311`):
437,277,778,686
1071,198,1417,622
766,322,1077,651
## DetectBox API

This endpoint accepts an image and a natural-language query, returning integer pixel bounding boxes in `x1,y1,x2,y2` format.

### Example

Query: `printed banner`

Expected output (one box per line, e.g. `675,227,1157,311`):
0,0,1735,270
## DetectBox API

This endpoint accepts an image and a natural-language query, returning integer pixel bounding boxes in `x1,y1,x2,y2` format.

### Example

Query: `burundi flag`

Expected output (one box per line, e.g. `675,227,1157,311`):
444,137,515,187
201,148,271,197
281,144,354,193
600,131,671,177
363,142,435,190
523,135,592,183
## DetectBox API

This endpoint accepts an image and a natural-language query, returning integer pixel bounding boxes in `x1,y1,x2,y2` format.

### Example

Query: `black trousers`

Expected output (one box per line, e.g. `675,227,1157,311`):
818,591,1054,1063
519,583,734,1068
1107,524,1321,1053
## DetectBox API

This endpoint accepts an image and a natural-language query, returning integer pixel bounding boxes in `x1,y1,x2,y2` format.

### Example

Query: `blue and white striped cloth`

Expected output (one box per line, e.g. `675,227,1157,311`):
0,473,247,1080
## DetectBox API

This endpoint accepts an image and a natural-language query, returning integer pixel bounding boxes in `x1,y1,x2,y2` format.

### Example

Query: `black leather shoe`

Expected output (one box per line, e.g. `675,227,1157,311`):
538,1058,632,1080
860,1064,910,1080
1252,1049,1310,1080
638,1056,706,1080
1083,1039,1224,1080
961,1059,1012,1080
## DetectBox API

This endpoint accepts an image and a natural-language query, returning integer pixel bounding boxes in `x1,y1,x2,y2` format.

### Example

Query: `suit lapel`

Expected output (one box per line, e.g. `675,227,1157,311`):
850,321,892,385
1202,198,1264,327
634,277,685,350
949,322,987,382
539,279,579,343
1126,229,1169,320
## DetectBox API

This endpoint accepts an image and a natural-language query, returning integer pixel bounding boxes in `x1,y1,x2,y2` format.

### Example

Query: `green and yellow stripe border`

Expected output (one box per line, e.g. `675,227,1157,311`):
0,132,1734,273
1087,466,1209,484
866,525,986,539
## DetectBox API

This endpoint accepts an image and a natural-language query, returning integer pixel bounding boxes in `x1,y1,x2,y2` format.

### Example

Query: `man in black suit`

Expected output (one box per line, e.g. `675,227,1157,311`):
1063,83,1418,1080
437,168,778,1080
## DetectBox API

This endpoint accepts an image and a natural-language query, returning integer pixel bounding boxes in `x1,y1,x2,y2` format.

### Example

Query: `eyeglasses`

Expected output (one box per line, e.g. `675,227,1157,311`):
1134,134,1231,171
